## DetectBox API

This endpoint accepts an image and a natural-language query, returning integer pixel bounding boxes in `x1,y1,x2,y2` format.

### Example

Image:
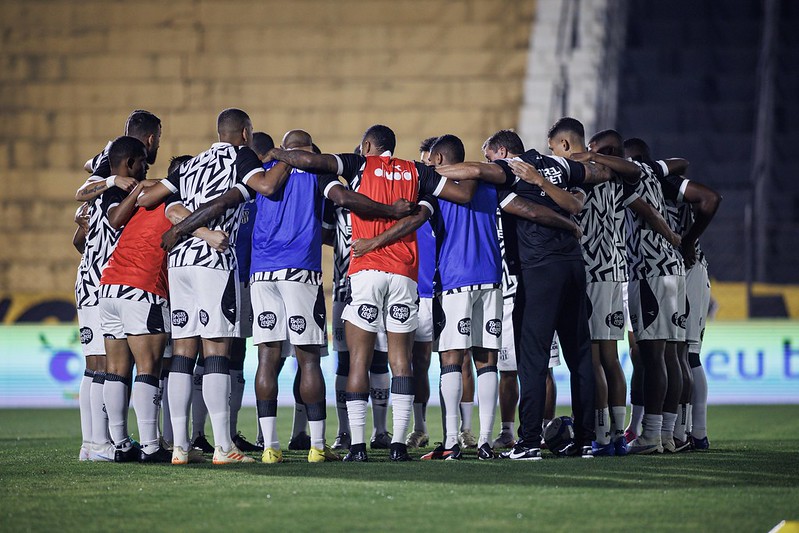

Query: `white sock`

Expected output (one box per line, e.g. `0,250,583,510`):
202,358,232,451
391,394,414,444
168,370,193,451
335,375,349,435
441,368,462,448
629,404,645,436
90,374,110,445
191,363,207,439
346,397,368,445
229,369,245,438
661,412,677,441
686,403,693,437
413,402,427,433
161,375,173,444
674,403,689,441
610,406,627,438
691,364,708,439
103,375,130,448
132,375,160,452
309,420,325,450
595,406,611,445
258,416,279,449
460,402,474,432
292,404,308,438
501,421,515,435
79,371,93,446
370,372,390,435
642,413,663,442
476,367,498,447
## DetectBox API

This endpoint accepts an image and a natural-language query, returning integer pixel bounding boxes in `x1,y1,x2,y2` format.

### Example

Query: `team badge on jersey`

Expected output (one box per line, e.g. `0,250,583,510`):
80,327,93,345
671,312,687,329
199,310,209,326
358,304,379,323
289,316,307,334
485,319,502,337
457,318,471,336
258,312,277,330
389,304,410,323
172,310,189,328
605,311,624,329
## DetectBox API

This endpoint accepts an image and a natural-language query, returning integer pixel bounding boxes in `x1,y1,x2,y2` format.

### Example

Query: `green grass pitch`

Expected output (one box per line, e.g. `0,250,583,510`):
1,405,797,532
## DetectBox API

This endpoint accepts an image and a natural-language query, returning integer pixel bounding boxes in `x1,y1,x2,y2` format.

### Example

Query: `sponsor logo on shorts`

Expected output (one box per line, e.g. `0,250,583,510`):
172,310,189,328
199,309,209,326
457,318,471,336
605,311,625,329
499,348,509,361
358,304,379,324
389,304,411,323
79,327,93,345
630,313,638,325
672,312,687,329
193,374,203,386
289,316,307,334
258,312,277,330
485,319,502,337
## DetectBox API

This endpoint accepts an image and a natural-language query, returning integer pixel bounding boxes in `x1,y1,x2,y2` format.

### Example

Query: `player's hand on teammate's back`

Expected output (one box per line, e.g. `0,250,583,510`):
667,230,682,249
508,159,544,187
203,230,229,252
390,198,417,219
568,151,594,164
680,239,696,268
74,203,90,232
352,237,379,257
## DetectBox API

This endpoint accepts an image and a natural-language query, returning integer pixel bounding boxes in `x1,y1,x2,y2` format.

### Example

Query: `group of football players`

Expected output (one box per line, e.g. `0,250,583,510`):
72,108,720,464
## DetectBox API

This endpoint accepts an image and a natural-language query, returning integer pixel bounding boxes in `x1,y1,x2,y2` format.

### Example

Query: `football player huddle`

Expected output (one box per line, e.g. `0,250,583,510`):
73,109,720,464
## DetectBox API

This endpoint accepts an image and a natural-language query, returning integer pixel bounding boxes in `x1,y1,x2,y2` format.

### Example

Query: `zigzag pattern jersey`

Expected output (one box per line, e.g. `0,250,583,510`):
624,161,685,280
496,208,519,301
659,174,708,269
163,142,259,271
330,203,352,303
576,178,628,283
98,284,167,305
74,145,125,309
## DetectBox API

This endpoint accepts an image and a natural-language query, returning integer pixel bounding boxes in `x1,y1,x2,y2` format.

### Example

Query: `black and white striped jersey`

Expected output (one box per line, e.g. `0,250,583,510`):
577,178,628,283
162,142,259,271
624,162,685,280
331,205,352,303
74,144,124,309
496,207,518,301
659,174,708,269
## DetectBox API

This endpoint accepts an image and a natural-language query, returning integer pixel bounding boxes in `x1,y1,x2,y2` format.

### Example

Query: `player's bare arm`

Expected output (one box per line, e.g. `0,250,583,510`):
108,180,157,229
656,158,690,176
136,180,175,208
436,161,507,184
680,179,722,267
75,175,138,202
507,159,584,214
502,196,583,239
245,161,292,197
165,203,229,253
570,151,638,184
73,203,90,252
628,197,681,248
326,185,416,221
268,148,339,175
161,187,245,250
352,204,433,257
436,178,478,204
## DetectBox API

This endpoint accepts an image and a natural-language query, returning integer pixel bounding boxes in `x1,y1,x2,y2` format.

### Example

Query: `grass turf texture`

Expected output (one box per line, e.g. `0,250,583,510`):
1,405,797,532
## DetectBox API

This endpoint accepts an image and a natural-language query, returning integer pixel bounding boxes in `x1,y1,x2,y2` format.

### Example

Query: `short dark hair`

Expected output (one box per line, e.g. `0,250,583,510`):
168,155,193,175
419,136,439,153
482,129,524,155
108,135,147,169
430,134,465,164
124,110,161,139
252,132,275,158
589,129,624,147
363,124,396,154
217,108,251,136
623,137,652,162
547,117,585,141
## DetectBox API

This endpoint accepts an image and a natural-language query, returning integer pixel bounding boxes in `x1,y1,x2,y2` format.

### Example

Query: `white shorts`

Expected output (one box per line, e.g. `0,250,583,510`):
435,286,502,352
341,270,418,334
333,300,388,353
628,275,686,342
169,266,239,339
622,281,632,333
685,263,711,350
415,297,434,343
251,279,326,347
77,305,105,356
99,296,170,339
586,281,626,341
238,281,253,339
498,300,560,371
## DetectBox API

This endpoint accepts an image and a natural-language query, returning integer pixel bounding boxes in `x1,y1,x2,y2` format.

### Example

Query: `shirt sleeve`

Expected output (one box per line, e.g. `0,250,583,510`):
162,168,182,195
322,197,336,231
416,162,447,197
491,159,518,188
99,186,127,214
164,192,184,216
622,179,641,207
497,188,518,210
317,174,345,199
333,153,366,183
89,154,112,180
235,147,263,200
418,193,438,217
659,174,688,203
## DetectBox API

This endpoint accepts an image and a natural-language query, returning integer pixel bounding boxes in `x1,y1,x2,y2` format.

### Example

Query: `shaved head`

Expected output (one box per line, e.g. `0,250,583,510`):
282,129,313,149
